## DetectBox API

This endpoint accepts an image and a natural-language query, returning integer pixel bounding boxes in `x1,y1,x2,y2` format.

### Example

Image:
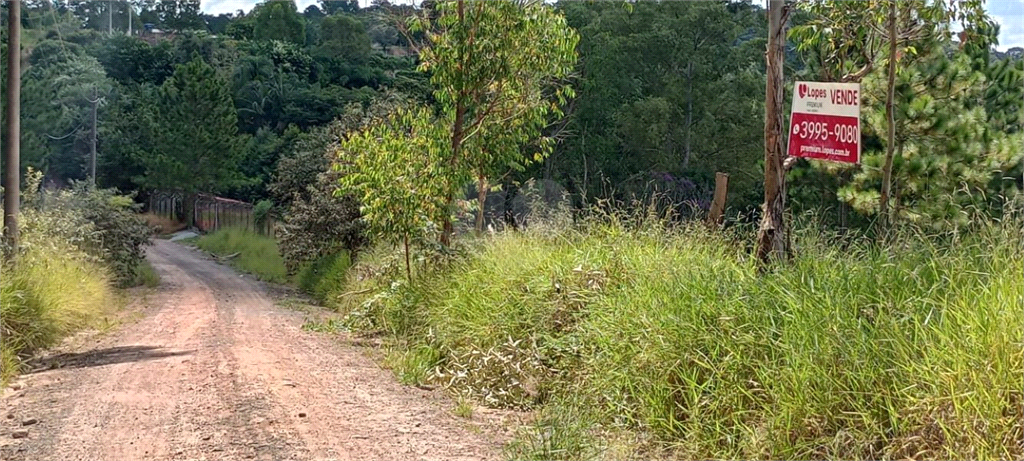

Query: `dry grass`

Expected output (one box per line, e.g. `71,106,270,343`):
143,213,187,236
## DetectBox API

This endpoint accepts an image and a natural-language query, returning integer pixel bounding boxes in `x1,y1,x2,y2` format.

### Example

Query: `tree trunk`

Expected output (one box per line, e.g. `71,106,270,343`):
440,0,468,249
503,179,518,230
475,173,488,234
879,0,898,234
404,233,411,281
683,61,694,170
756,0,790,266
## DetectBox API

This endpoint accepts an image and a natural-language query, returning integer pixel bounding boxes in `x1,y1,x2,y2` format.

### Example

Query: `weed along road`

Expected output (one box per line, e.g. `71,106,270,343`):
0,240,501,461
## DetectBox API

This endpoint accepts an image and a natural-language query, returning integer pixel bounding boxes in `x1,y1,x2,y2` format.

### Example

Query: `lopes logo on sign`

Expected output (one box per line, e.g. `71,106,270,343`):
798,83,826,99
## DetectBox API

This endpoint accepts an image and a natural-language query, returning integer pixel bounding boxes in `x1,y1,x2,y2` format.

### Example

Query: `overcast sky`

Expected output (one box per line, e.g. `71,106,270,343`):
200,0,1024,51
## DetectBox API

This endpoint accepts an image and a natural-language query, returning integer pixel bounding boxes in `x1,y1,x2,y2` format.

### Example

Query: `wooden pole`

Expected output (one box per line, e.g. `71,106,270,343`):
4,0,21,250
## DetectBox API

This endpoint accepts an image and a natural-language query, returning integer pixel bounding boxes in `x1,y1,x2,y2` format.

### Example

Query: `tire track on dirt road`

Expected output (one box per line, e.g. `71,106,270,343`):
1,239,504,461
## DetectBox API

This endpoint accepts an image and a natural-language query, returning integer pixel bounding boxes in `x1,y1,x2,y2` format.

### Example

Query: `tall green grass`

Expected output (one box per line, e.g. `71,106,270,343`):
1,243,115,384
195,228,287,283
337,219,1023,460
295,251,352,307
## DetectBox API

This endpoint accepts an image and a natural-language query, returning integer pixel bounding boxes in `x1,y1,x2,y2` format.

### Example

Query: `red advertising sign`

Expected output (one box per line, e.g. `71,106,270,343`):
787,81,861,164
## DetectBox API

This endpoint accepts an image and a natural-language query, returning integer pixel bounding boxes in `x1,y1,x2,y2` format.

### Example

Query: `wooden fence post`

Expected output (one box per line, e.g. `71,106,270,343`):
707,172,729,226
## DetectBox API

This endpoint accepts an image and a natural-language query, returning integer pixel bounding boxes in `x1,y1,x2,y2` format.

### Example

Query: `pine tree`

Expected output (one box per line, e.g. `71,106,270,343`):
144,55,244,213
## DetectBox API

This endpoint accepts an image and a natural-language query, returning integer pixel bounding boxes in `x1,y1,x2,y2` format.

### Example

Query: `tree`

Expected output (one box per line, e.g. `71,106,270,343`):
318,13,371,63
790,0,993,233
337,106,452,280
143,56,244,223
252,0,306,45
544,1,767,215
756,0,789,264
840,47,1023,230
17,41,112,182
155,0,203,32
320,0,359,15
412,0,579,239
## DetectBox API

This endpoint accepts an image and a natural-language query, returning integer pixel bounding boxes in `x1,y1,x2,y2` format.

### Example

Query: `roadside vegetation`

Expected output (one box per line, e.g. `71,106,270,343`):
3,0,1022,458
195,228,287,283
1,171,152,384
332,212,1023,460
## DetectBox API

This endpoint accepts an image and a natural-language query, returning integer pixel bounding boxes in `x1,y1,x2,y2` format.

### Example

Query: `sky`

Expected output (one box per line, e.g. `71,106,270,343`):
199,0,1024,51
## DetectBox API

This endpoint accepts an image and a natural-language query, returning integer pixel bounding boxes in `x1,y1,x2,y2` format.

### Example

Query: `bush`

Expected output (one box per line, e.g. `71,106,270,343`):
278,178,364,274
295,251,352,306
339,218,1023,460
272,94,413,272
15,171,152,286
196,228,287,283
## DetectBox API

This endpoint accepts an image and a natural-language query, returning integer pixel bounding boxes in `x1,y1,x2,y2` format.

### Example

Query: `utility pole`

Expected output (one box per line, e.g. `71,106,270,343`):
755,0,789,265
108,0,113,34
4,0,22,250
128,2,132,36
89,87,99,185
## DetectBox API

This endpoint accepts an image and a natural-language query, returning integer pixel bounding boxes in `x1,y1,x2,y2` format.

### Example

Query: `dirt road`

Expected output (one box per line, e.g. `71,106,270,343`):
1,240,504,461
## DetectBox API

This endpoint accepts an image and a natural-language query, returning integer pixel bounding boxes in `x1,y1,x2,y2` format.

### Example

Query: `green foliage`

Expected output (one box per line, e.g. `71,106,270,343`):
132,260,162,288
279,180,364,274
338,217,1023,460
317,13,371,63
252,0,306,45
93,35,177,85
790,0,1020,231
155,0,205,32
15,170,151,286
295,251,352,306
274,96,410,272
195,228,287,283
1,175,119,383
253,199,275,227
65,185,153,286
16,40,113,180
0,243,115,384
143,56,245,195
549,1,767,211
838,50,1023,229
337,106,453,272
414,0,580,234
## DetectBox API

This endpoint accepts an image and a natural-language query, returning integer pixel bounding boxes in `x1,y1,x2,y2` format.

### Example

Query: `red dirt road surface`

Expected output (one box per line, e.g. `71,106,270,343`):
1,240,504,461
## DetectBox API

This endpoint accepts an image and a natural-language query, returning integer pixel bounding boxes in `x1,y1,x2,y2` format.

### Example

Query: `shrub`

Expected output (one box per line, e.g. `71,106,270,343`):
272,93,413,272
15,170,152,286
278,177,365,274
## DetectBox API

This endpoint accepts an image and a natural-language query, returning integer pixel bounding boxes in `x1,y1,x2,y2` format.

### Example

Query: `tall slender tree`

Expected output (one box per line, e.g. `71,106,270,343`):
756,0,789,264
412,0,578,240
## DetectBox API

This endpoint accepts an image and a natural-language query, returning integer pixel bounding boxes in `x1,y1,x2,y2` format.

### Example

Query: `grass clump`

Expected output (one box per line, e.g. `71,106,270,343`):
338,218,1023,460
295,251,352,306
195,228,287,283
1,243,115,384
131,260,161,288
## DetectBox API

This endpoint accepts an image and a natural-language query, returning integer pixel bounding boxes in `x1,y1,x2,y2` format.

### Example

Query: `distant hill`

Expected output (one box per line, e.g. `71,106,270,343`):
993,47,1024,61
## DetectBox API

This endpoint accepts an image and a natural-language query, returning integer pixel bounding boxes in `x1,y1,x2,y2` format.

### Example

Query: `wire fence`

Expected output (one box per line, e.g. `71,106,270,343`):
149,192,275,236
